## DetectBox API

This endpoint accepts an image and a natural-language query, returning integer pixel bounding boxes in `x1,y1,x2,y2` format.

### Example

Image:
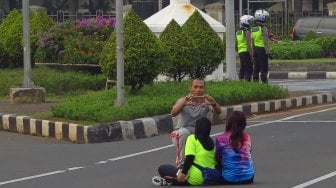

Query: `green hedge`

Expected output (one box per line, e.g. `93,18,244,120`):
270,41,323,59
51,81,288,124
0,67,106,97
271,36,336,59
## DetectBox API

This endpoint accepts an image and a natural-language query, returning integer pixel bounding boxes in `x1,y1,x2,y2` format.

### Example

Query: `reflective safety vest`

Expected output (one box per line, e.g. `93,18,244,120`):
251,26,265,47
236,30,248,53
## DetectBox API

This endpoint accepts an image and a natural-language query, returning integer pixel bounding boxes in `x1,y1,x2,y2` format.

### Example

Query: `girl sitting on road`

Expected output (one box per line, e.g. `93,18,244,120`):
215,111,255,184
152,117,218,186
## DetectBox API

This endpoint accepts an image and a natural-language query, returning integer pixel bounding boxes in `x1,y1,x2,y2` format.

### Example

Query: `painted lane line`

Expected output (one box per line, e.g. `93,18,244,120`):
68,167,85,171
0,171,65,186
95,161,108,164
107,144,173,162
292,170,336,188
1,107,335,186
280,107,336,121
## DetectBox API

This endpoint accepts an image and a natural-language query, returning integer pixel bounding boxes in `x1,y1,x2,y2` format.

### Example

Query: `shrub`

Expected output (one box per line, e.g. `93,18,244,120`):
303,31,318,41
0,9,23,68
34,25,65,63
313,37,336,57
35,17,115,64
0,10,54,68
62,32,103,64
100,9,168,91
270,41,323,59
159,19,194,82
182,10,224,79
74,16,115,41
30,10,55,64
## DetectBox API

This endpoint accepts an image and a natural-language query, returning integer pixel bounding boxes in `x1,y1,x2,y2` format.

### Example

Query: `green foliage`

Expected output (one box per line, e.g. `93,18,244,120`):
0,67,106,97
99,32,116,78
100,9,168,91
35,17,114,64
223,34,226,53
30,11,54,48
0,9,23,68
34,25,64,63
182,10,224,79
270,41,323,59
51,80,288,123
159,19,194,82
62,32,103,64
303,31,318,41
0,10,54,68
313,37,336,57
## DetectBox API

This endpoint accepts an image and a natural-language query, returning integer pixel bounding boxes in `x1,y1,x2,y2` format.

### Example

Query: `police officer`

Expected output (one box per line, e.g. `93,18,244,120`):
251,9,270,83
236,15,254,82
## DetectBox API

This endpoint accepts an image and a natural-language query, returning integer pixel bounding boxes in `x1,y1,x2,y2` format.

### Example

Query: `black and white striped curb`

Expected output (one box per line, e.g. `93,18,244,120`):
0,116,88,143
1,93,335,143
269,71,336,79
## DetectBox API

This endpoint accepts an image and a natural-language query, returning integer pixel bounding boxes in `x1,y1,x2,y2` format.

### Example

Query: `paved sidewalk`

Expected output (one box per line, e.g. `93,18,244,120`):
0,100,59,115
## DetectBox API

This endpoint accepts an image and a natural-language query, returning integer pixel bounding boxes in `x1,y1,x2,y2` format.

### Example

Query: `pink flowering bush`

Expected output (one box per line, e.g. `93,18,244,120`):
35,16,115,64
74,16,116,41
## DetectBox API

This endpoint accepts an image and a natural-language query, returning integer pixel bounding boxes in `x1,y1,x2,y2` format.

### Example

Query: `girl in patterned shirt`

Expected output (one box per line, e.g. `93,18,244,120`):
215,111,255,184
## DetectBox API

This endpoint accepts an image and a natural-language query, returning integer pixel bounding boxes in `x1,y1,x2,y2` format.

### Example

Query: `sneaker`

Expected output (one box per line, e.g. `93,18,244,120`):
152,176,172,186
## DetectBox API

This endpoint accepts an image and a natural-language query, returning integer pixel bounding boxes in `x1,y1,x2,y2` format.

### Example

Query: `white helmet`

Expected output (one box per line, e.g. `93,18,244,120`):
255,9,269,23
240,15,254,29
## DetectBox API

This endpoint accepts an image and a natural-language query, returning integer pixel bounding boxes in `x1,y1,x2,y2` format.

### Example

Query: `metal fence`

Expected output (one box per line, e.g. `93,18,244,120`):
0,10,116,24
47,10,116,23
0,9,330,39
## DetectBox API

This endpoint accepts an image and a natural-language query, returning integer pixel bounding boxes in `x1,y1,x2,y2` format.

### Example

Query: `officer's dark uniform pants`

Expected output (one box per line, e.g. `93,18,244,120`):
238,52,253,81
253,47,268,83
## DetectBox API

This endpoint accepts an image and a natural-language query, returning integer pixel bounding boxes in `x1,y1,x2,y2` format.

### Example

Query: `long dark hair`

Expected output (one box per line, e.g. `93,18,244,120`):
195,117,214,151
225,111,247,152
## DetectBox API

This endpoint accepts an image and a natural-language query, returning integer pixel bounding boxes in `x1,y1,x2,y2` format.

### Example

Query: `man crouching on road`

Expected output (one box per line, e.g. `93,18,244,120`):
170,78,222,168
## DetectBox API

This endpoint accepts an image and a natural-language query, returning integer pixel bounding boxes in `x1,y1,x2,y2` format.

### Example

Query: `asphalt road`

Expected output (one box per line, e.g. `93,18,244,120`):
1,104,336,188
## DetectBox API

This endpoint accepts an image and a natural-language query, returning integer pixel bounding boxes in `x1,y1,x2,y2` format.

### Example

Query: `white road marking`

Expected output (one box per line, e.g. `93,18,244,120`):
1,107,336,186
67,167,85,171
292,171,336,188
0,171,65,186
95,161,108,164
107,144,173,162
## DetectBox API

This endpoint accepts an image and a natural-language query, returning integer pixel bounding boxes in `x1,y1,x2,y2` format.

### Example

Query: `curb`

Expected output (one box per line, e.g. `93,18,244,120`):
269,71,336,79
1,93,335,143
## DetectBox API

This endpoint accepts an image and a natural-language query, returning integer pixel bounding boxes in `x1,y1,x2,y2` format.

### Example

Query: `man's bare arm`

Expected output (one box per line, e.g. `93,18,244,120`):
171,97,188,117
262,26,270,54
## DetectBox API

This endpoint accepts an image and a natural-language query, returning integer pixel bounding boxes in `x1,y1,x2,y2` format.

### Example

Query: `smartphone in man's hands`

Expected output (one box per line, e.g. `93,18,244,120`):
191,96,205,104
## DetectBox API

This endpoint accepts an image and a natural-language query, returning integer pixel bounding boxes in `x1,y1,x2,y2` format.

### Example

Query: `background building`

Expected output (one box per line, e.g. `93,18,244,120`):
1,1,336,17
1,0,336,39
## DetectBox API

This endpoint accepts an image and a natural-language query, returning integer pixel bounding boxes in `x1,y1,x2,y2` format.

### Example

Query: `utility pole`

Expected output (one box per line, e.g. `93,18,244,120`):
22,0,34,88
10,0,45,103
239,0,242,18
158,0,162,10
115,0,126,106
225,0,238,80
